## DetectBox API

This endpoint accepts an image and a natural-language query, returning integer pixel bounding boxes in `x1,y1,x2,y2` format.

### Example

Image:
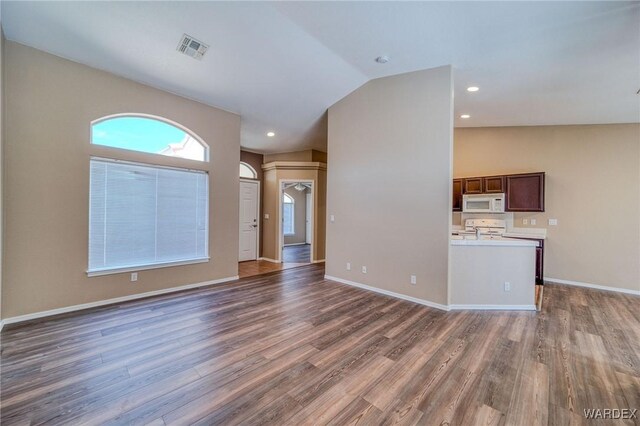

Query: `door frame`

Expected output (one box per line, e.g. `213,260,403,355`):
239,178,260,262
278,179,314,263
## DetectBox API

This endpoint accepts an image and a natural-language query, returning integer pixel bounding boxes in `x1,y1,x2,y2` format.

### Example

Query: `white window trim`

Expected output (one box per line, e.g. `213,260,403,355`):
87,257,210,277
91,113,210,162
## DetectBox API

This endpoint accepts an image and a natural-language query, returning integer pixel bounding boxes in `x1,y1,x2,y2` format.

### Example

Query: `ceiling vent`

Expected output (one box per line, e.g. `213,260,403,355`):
177,34,208,60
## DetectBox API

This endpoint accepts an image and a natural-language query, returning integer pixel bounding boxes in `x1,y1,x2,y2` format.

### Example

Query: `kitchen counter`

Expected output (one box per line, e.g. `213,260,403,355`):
451,236,538,247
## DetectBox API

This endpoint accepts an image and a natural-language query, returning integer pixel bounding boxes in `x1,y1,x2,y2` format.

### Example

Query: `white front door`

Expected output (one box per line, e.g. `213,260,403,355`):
305,192,312,245
239,181,259,261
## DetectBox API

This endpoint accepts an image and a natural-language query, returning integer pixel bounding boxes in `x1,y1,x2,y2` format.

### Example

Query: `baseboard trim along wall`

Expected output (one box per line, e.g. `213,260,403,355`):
2,275,240,326
449,304,537,311
313,259,326,264
283,243,307,247
325,275,450,311
325,275,539,311
258,257,280,263
544,277,640,296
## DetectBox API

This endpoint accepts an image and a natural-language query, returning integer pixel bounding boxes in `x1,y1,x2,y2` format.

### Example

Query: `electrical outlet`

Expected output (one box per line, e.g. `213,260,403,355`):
504,282,511,292
264,213,270,219
548,219,558,226
346,262,351,271
131,272,138,282
410,275,417,285
530,219,536,226
522,219,528,225
362,266,367,274
330,215,335,223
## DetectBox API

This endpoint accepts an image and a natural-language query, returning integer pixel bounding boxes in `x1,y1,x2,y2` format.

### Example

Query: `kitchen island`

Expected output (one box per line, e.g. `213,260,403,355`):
450,236,538,310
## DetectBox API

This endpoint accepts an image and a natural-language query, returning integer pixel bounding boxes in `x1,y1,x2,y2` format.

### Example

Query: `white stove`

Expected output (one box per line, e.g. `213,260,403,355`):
463,218,506,236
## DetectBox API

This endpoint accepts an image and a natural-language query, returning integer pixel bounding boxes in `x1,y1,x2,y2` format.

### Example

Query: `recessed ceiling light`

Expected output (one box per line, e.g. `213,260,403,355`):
375,56,390,64
467,86,479,92
460,114,471,119
267,132,275,137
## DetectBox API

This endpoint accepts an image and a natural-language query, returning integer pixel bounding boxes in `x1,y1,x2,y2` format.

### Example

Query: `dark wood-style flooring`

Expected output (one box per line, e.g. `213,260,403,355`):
283,244,311,264
1,264,639,425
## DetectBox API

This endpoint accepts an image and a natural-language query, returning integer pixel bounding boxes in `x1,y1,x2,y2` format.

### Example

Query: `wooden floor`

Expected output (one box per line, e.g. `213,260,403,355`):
283,244,311,264
1,264,639,425
238,259,308,279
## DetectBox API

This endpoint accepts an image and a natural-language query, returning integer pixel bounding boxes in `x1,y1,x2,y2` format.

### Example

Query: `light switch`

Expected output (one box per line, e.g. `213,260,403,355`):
362,266,367,274
548,219,558,226
264,213,270,219
346,262,351,271
522,219,528,225
530,219,536,226
330,215,335,223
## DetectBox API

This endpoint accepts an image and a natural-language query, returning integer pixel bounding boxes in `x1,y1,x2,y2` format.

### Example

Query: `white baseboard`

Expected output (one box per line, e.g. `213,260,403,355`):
449,304,536,311
258,257,280,264
313,259,326,264
284,242,307,247
1,275,239,326
324,275,450,311
544,277,640,296
0,320,4,333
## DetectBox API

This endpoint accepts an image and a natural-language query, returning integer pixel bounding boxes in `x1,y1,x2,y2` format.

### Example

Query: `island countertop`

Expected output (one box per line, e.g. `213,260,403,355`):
450,236,539,247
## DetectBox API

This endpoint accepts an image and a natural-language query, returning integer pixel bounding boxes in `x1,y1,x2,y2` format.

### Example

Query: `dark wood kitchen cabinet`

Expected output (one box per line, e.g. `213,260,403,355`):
463,177,483,194
505,172,545,212
452,179,463,211
483,176,505,193
509,237,545,284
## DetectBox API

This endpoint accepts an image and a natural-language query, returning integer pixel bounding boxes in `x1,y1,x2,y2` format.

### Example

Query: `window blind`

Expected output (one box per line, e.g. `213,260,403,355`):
89,158,208,275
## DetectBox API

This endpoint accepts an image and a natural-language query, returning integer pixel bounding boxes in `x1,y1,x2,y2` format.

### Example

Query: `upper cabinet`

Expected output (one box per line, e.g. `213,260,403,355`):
505,172,545,212
463,177,483,194
483,176,505,193
453,172,545,212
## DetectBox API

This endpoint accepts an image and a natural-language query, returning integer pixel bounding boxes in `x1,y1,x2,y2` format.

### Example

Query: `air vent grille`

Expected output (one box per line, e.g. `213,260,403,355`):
177,34,208,60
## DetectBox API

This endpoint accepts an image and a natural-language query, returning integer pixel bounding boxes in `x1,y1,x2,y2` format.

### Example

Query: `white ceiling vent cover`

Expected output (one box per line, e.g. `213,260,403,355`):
177,34,208,60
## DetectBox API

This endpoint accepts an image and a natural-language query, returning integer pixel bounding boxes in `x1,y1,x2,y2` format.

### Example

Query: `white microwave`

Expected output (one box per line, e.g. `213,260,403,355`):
462,193,505,213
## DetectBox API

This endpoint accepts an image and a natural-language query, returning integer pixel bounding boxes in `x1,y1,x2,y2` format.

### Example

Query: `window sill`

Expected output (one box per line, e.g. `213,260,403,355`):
87,257,210,277
283,233,295,237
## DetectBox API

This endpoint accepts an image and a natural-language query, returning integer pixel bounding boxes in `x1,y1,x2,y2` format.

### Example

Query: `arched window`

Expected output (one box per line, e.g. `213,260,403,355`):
239,162,257,179
91,114,209,162
283,193,294,235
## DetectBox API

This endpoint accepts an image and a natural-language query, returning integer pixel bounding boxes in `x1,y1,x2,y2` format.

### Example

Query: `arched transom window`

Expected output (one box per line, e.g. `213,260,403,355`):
239,162,257,179
91,114,209,162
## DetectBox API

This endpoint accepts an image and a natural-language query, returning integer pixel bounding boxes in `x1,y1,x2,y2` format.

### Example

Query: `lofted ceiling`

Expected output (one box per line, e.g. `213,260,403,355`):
2,1,639,153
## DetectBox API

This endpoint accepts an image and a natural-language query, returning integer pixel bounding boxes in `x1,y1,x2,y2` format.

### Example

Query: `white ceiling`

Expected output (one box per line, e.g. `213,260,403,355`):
2,1,639,153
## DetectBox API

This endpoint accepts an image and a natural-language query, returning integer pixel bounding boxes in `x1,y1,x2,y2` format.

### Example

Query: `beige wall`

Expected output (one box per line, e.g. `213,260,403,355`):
262,164,326,262
283,186,309,245
3,42,241,318
0,29,4,321
326,66,453,305
454,124,640,292
264,149,326,163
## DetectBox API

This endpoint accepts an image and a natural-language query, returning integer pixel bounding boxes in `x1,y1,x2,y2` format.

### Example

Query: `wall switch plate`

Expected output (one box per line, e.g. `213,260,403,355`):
131,272,138,282
504,282,510,292
362,266,367,274
410,275,417,285
530,219,536,225
522,219,528,225
346,262,351,271
330,215,335,223
264,213,270,219
548,219,558,226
